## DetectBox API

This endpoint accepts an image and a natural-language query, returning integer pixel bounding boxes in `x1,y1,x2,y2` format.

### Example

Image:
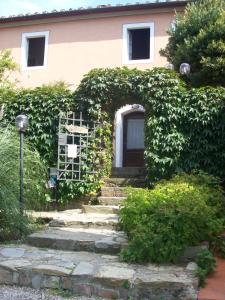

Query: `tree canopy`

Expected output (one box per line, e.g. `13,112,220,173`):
161,0,225,87
0,50,17,88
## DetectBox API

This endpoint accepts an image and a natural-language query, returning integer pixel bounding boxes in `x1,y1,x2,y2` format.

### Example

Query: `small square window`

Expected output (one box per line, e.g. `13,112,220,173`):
27,37,45,67
123,23,154,64
128,28,150,60
21,31,49,70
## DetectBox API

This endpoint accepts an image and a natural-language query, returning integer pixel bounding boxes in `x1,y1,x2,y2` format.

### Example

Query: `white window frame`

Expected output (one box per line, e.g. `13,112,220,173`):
21,31,49,71
122,22,154,65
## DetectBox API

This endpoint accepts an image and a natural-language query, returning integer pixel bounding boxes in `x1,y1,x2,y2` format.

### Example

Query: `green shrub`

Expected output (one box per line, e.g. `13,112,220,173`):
0,127,47,241
196,250,216,287
119,173,224,263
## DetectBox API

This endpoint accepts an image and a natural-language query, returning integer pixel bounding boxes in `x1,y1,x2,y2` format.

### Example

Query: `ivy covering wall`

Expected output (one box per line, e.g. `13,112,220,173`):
74,67,225,182
1,83,111,203
1,67,225,203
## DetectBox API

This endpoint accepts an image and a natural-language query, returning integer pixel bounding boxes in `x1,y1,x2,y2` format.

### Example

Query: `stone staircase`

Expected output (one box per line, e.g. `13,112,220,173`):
0,168,198,299
27,209,126,255
98,167,146,206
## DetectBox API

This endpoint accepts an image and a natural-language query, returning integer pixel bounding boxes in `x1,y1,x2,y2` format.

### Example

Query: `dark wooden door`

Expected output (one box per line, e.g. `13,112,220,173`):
123,112,144,167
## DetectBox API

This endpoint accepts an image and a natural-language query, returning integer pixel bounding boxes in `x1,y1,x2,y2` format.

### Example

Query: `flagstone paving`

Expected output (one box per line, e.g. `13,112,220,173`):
0,244,198,300
5,183,200,299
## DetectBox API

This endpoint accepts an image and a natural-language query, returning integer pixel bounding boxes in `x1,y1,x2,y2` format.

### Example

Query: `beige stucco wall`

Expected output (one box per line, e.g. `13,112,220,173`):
0,9,177,89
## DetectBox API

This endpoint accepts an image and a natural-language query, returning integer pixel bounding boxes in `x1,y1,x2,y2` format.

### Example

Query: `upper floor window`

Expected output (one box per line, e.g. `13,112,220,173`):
122,22,154,64
21,31,49,70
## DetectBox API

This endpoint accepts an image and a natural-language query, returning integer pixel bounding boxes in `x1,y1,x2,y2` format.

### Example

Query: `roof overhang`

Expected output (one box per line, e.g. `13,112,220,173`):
0,1,188,28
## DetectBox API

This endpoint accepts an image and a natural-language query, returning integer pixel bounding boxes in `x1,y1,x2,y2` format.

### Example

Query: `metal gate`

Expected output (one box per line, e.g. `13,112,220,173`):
57,112,102,182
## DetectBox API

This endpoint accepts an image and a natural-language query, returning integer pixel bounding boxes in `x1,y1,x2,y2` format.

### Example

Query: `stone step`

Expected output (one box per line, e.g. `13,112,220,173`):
0,244,198,299
98,196,127,206
105,177,146,188
111,167,145,178
82,205,120,214
49,212,119,230
27,227,127,254
29,210,119,230
27,209,82,222
101,187,127,197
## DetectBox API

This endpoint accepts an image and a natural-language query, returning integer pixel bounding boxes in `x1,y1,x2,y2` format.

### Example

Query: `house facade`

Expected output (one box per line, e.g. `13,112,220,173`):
0,1,187,89
0,1,187,168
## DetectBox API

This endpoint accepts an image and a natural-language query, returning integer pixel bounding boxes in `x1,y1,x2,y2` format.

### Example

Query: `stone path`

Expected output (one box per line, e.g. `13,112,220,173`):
1,180,199,299
0,244,198,300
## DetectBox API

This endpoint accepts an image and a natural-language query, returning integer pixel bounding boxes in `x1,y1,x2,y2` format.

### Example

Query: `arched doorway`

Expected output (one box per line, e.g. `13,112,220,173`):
114,104,145,168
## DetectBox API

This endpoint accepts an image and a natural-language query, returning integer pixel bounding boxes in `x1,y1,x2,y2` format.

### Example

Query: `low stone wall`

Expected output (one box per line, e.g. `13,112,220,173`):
0,244,198,300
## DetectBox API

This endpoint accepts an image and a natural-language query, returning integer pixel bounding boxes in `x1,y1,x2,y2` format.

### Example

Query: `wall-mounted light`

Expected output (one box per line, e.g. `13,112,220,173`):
165,62,191,76
179,63,191,75
165,63,174,71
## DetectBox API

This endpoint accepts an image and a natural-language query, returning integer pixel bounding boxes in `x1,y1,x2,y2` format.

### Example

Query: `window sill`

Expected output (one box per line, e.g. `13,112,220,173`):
122,58,154,65
21,65,47,71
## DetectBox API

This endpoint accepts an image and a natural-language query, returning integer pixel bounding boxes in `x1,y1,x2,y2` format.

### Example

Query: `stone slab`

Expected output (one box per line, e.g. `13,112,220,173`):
0,244,198,300
95,265,135,287
111,167,145,178
0,248,25,258
32,264,72,276
82,205,120,215
48,211,119,229
27,227,127,254
177,243,209,263
72,262,95,276
105,177,146,188
101,187,127,197
97,197,127,206
27,209,82,221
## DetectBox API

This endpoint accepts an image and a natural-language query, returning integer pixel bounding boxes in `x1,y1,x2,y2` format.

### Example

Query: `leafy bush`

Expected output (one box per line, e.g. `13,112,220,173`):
119,173,225,263
160,0,225,87
0,127,47,240
196,250,216,287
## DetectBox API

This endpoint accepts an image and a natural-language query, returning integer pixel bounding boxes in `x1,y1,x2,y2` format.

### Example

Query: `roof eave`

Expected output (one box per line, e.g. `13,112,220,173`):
0,1,188,24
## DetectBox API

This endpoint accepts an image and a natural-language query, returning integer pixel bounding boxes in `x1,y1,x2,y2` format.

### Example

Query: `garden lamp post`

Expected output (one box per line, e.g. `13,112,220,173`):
15,114,28,214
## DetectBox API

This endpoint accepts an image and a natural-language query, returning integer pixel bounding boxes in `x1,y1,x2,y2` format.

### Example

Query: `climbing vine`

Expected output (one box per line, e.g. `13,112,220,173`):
1,67,225,204
74,67,225,183
1,83,112,204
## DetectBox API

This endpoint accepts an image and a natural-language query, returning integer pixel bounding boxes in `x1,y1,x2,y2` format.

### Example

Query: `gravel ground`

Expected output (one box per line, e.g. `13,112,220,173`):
0,285,107,300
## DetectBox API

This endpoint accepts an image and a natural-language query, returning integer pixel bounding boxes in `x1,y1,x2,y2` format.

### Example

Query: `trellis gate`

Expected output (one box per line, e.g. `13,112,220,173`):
57,112,102,182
